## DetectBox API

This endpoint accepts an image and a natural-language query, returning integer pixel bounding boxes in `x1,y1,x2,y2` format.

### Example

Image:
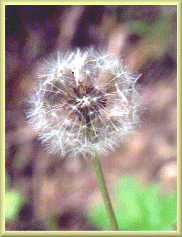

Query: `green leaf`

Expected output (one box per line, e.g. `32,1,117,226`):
89,176,177,231
5,190,22,221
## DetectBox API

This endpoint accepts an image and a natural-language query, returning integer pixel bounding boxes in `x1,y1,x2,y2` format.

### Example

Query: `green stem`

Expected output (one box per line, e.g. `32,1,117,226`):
92,153,119,231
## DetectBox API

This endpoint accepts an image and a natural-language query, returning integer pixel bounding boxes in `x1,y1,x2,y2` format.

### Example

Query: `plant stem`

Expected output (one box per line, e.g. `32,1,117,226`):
92,153,119,231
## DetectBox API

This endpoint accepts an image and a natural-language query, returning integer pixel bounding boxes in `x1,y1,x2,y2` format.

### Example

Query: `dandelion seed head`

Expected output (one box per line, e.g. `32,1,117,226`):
27,48,143,159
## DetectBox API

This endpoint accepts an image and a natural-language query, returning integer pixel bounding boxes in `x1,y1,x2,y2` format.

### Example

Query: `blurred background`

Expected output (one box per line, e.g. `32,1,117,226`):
5,5,177,231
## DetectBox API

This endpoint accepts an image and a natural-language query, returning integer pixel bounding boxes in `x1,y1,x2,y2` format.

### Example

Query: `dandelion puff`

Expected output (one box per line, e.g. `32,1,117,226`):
27,48,143,159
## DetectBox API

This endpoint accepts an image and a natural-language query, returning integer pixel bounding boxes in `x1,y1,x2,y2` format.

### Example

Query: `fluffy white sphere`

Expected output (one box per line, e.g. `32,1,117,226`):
27,48,142,159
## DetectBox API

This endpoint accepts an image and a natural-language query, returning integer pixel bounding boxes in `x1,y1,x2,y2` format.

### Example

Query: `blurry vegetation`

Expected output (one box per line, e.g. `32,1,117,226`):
89,176,177,231
106,5,160,24
5,172,24,221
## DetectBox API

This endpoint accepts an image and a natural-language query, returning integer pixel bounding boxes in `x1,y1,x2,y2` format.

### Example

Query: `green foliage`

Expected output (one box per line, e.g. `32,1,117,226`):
89,176,177,231
147,16,171,45
5,172,24,221
126,20,149,36
5,191,22,221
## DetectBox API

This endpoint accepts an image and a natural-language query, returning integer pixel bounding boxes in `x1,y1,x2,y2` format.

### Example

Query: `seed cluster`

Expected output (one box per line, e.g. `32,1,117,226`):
68,84,107,125
27,48,142,158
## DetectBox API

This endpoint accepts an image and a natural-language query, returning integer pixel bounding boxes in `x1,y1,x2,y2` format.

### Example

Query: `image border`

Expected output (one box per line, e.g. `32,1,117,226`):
1,1,181,236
